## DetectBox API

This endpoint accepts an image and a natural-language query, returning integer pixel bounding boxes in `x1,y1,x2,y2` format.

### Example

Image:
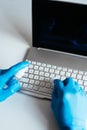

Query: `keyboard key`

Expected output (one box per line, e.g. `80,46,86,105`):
84,72,87,75
37,62,41,66
79,71,84,75
29,69,34,73
66,72,71,77
40,82,45,87
28,84,33,89
39,76,44,81
71,73,76,78
29,74,34,79
34,70,39,75
23,83,28,88
47,64,51,68
57,67,62,70
84,81,87,86
55,75,60,79
52,66,57,69
63,67,67,71
29,79,34,84
34,75,39,80
39,71,44,76
83,76,87,80
45,73,49,77
78,80,83,85
35,81,40,85
21,78,29,83
68,69,72,72
44,67,49,72
77,74,82,79
34,65,38,70
39,67,44,71
45,78,50,82
60,71,65,76
84,87,87,91
73,70,78,74
32,61,36,64
49,69,54,73
24,73,28,77
61,76,66,80
55,70,59,74
29,64,34,69
42,63,46,67
33,85,39,91
45,83,51,88
50,74,55,78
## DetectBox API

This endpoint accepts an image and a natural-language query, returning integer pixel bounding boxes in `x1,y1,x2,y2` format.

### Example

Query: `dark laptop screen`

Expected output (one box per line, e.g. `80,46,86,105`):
32,0,87,56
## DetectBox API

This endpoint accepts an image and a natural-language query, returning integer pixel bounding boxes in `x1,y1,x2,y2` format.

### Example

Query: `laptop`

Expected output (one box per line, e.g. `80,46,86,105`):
26,0,87,70
20,0,87,99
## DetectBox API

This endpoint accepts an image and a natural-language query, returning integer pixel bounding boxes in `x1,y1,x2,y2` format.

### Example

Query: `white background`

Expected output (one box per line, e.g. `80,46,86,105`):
0,0,87,130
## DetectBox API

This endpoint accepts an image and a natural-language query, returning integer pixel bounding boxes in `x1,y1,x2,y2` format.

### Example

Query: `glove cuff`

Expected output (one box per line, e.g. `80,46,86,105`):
61,118,87,130
61,126,86,130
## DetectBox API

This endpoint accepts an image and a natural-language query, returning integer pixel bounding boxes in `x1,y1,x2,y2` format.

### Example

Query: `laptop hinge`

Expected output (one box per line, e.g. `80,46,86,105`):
37,47,87,59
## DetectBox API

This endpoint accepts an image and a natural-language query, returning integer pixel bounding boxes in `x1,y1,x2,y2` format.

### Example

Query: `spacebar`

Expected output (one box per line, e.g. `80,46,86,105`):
39,87,52,95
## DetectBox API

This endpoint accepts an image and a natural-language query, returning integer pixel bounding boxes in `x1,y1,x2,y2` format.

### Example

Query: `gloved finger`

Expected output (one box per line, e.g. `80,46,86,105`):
0,78,21,102
74,81,86,94
63,77,81,93
63,77,74,86
0,61,30,88
63,77,75,92
0,69,7,75
52,79,64,98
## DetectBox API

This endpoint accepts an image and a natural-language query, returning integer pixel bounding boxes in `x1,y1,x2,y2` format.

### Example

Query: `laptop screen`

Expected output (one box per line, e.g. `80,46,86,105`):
32,0,87,56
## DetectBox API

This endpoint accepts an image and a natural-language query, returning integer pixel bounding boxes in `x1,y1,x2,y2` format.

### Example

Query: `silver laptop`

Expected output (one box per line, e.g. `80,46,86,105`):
20,0,87,99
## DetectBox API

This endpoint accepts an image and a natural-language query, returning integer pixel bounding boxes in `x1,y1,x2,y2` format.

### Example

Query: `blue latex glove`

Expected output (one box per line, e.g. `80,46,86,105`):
51,77,87,130
0,61,29,102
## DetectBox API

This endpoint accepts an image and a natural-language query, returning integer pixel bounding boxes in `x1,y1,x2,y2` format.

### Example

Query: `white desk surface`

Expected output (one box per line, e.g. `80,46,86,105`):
0,0,87,129
0,0,58,130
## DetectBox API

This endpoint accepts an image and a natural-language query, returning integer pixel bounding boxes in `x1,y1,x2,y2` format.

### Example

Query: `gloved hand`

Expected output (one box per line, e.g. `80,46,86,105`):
51,77,87,130
0,61,29,102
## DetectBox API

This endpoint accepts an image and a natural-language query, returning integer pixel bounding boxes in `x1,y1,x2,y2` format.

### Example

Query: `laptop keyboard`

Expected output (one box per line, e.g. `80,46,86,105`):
19,60,87,99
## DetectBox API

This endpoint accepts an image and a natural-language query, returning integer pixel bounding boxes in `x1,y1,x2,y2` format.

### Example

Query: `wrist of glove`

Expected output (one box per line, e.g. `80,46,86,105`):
60,119,87,130
51,78,87,130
